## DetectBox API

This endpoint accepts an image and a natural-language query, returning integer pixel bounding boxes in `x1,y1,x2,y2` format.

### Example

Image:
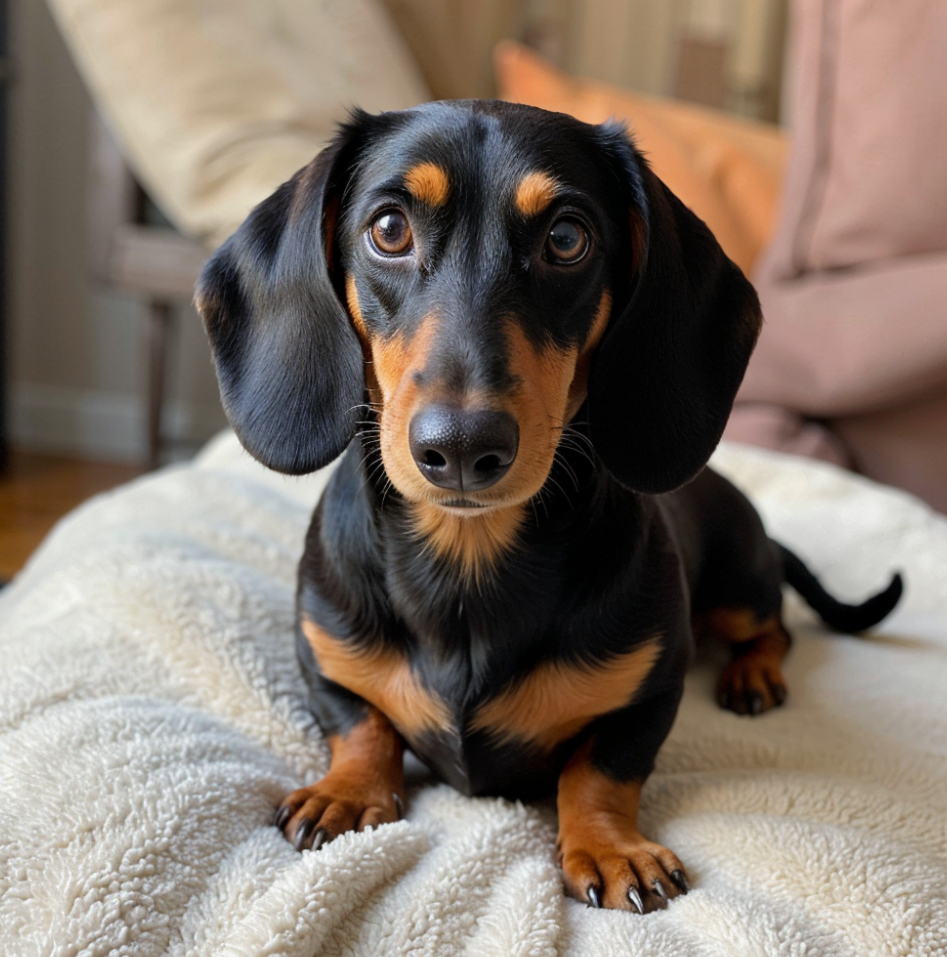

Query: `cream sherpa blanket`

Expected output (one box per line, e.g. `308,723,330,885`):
2,433,946,956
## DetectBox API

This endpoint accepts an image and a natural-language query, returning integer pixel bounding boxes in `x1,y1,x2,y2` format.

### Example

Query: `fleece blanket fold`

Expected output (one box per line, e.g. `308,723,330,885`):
1,433,946,956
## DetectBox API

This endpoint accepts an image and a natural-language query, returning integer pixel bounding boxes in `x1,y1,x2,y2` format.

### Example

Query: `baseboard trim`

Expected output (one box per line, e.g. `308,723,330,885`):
9,383,227,462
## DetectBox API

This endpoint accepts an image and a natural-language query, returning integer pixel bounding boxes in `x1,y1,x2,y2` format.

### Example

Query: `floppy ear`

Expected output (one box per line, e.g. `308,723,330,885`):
586,129,762,494
195,120,368,475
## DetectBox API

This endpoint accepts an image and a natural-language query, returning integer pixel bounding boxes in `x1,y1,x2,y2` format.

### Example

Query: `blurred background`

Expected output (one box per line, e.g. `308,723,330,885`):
3,0,945,580
3,0,786,461
0,0,789,577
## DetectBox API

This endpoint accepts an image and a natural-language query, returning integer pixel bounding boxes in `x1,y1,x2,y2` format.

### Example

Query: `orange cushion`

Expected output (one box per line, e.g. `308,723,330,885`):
494,41,787,277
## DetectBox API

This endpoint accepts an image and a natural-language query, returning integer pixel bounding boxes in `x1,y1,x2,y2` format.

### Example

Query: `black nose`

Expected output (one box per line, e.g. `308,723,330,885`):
409,406,519,492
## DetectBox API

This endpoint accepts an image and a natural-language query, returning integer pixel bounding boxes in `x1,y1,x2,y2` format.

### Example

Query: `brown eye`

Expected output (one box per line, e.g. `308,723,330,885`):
545,218,589,264
370,210,413,256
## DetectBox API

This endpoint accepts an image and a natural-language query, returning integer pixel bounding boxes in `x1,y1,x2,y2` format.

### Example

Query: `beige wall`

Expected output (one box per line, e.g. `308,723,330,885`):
8,0,226,462
555,0,785,120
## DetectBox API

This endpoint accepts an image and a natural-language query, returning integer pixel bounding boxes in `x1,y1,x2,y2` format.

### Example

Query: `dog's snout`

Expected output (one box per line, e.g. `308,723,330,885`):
409,406,519,492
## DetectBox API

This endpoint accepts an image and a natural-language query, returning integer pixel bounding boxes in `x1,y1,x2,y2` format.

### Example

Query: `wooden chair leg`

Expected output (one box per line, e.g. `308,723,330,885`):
147,299,173,470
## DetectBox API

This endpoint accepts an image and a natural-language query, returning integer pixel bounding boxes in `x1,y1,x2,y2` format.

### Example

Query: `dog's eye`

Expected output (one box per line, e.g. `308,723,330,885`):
544,218,589,264
370,211,414,256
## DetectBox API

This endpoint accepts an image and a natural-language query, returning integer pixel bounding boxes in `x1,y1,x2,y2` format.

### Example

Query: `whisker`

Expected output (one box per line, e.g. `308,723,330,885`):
557,440,595,471
562,422,593,444
529,498,541,525
355,431,387,494
553,450,581,491
363,458,387,484
558,426,596,467
544,473,572,504
534,491,550,520
357,457,386,494
561,435,594,457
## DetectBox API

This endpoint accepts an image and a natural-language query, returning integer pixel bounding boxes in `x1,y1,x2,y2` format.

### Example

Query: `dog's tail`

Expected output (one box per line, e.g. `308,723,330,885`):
779,544,903,634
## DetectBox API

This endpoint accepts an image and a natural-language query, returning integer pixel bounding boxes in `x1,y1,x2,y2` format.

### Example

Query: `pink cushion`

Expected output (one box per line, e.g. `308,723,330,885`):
774,0,947,272
732,0,947,513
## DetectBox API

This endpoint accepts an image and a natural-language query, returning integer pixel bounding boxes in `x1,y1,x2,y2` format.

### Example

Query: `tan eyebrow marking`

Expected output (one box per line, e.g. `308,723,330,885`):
404,162,451,207
515,171,561,218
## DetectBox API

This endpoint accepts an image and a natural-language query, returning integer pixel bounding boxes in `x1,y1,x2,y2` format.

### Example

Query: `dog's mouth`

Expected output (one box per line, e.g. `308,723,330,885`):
432,496,514,517
440,498,490,509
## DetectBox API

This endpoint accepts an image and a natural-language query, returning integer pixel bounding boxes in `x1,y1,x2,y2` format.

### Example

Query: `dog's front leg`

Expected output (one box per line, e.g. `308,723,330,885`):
274,706,405,851
556,689,688,912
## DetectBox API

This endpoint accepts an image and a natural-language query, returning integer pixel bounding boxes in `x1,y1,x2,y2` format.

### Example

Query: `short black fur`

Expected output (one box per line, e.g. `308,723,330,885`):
197,101,902,910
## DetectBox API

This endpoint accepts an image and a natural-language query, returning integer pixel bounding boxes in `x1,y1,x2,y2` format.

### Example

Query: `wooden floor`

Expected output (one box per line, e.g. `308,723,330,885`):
0,450,145,582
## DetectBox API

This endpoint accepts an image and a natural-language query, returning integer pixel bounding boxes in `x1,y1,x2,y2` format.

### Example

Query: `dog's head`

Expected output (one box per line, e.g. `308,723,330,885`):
197,101,760,507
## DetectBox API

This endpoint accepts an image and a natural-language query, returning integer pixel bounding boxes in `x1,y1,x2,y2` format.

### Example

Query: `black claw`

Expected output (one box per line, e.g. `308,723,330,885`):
653,879,668,903
311,827,328,851
671,869,690,894
772,685,787,706
586,886,602,909
393,792,404,820
748,692,764,715
293,818,315,852
627,886,644,914
272,804,292,831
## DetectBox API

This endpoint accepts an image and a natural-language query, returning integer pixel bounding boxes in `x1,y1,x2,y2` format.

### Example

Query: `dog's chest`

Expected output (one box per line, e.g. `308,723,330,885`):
382,599,664,799
306,477,674,797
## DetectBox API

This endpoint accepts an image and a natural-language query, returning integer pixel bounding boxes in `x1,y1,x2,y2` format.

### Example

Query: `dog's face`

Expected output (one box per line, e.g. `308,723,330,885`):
338,105,624,513
197,102,760,505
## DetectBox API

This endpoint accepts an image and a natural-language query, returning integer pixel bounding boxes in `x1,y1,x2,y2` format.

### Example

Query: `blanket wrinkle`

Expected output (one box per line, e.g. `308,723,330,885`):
1,433,946,955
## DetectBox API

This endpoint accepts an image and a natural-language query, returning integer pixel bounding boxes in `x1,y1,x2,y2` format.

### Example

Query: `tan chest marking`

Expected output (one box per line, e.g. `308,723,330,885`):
405,162,451,207
471,637,662,751
302,618,452,738
410,501,526,583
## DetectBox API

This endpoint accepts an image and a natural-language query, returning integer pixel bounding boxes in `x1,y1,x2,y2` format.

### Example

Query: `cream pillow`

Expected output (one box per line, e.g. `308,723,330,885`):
48,0,429,248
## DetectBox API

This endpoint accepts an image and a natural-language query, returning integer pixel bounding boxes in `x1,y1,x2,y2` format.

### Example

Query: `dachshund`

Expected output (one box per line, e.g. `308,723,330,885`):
196,100,902,914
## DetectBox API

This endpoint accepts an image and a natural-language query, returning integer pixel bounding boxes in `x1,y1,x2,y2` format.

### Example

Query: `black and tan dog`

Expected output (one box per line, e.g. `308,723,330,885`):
196,101,901,913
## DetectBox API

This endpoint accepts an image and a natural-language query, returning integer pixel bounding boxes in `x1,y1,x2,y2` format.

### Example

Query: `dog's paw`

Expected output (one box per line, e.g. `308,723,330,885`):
273,776,404,852
717,656,787,715
558,827,689,913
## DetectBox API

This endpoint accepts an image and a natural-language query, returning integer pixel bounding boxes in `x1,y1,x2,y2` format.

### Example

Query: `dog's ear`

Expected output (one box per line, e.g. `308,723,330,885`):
586,127,762,494
195,117,370,475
